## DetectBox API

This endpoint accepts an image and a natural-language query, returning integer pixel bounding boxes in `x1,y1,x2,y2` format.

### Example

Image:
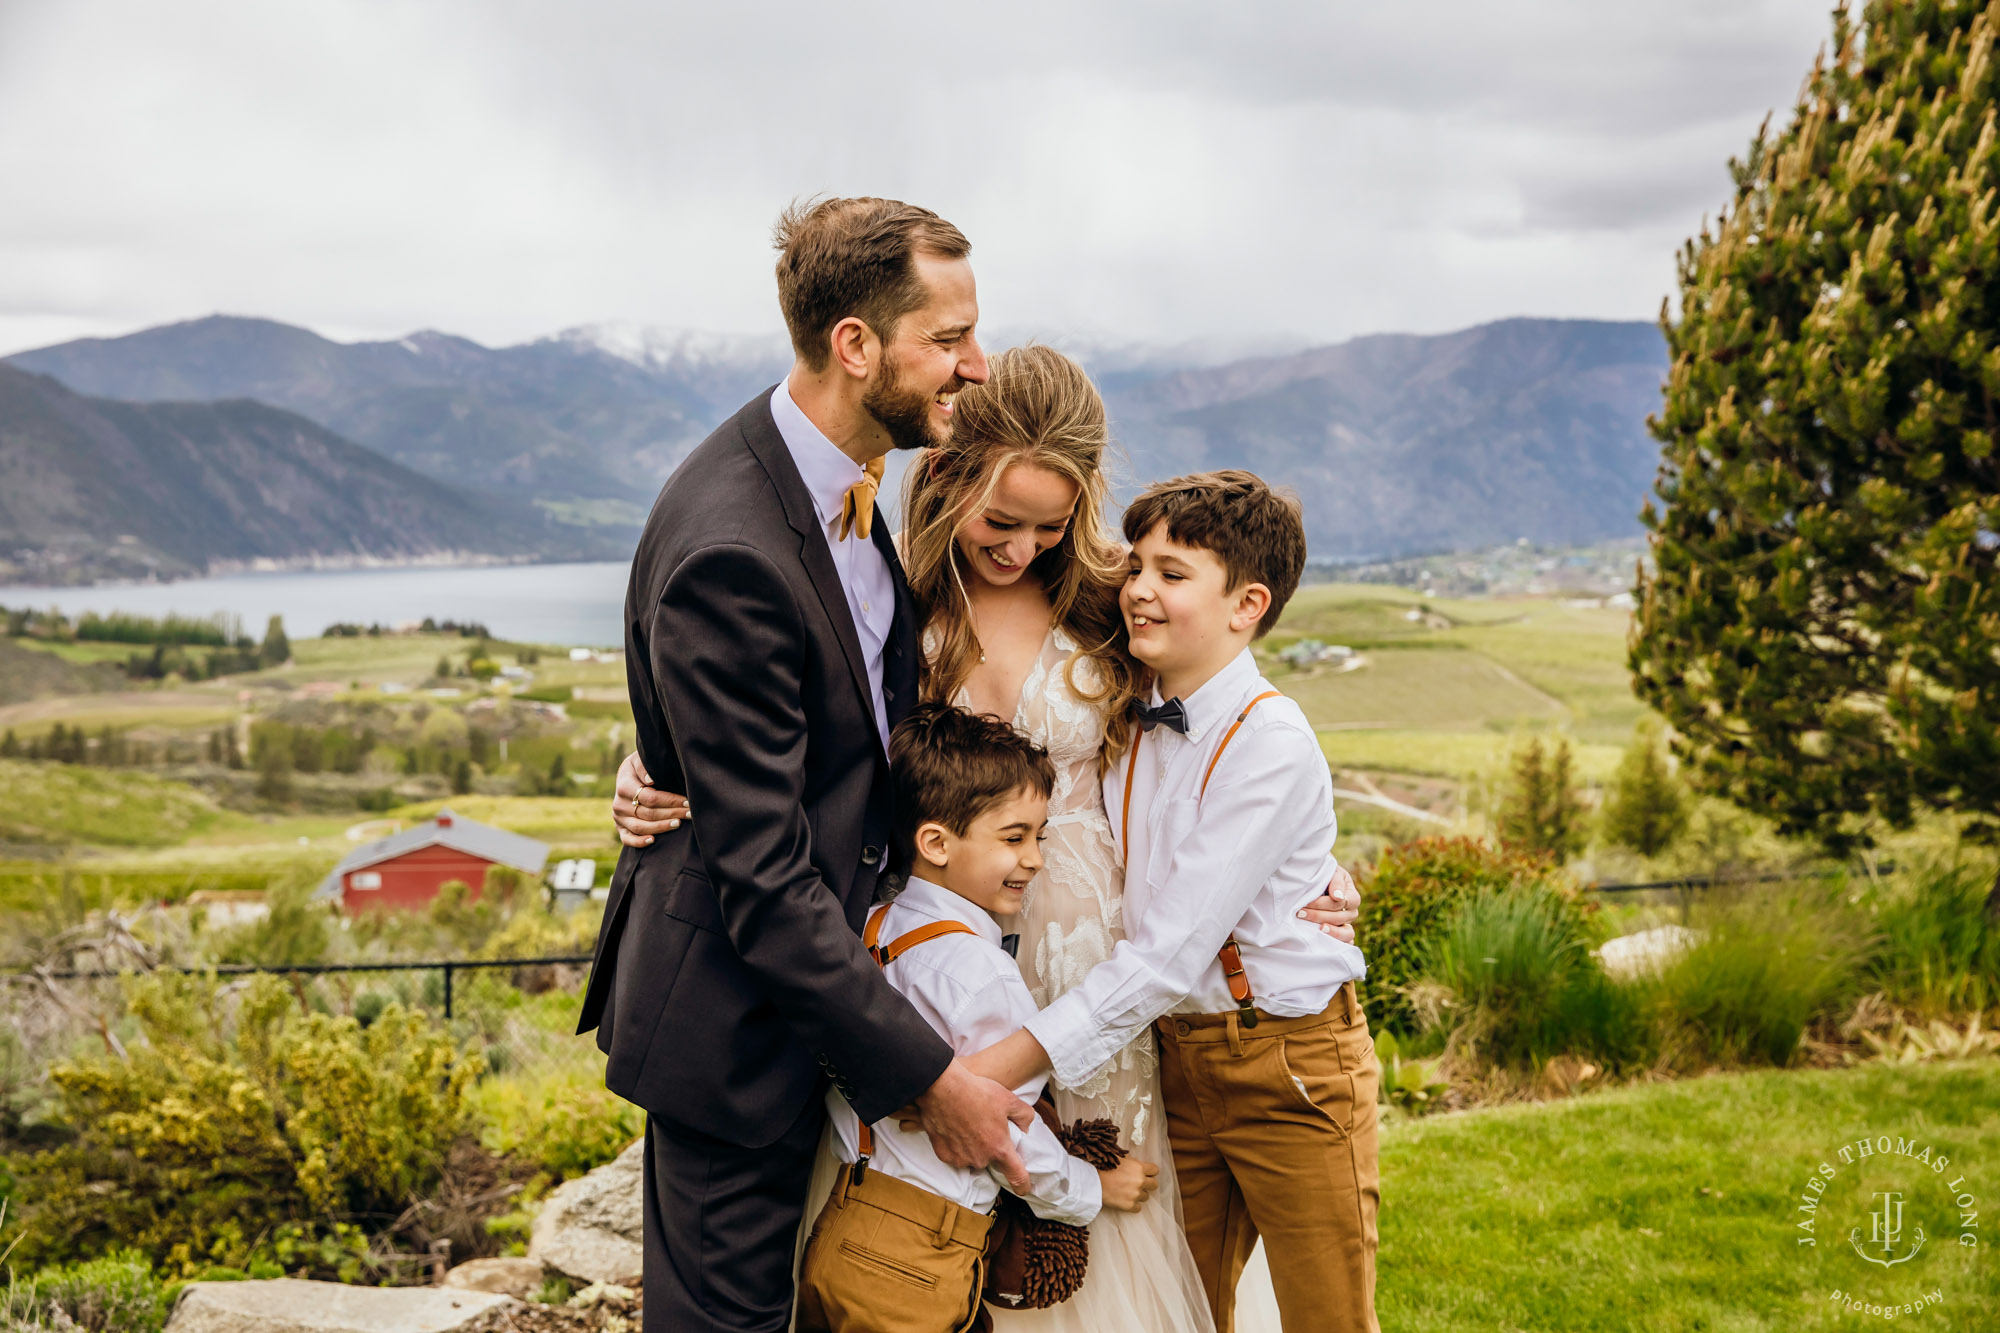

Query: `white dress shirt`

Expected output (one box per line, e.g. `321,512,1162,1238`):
826,876,1103,1226
1025,649,1367,1089
770,380,895,753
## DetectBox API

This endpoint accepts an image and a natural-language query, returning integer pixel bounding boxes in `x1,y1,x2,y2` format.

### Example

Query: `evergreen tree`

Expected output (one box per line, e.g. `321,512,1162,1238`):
435,655,452,681
452,759,473,796
0,729,17,759
1635,0,2000,850
256,742,293,804
1496,737,1586,860
259,615,290,668
1602,723,1693,858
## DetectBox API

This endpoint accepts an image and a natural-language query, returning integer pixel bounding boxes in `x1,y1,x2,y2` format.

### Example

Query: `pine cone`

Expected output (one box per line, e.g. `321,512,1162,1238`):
1057,1117,1126,1171
1018,1216,1092,1308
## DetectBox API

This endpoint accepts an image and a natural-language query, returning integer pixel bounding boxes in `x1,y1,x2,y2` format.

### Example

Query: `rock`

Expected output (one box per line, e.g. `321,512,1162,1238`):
441,1258,547,1300
1597,924,1703,979
528,1139,644,1286
166,1278,516,1332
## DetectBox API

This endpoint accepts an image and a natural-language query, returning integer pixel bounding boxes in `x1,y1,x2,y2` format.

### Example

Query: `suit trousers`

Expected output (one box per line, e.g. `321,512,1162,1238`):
1156,984,1380,1333
642,1097,825,1332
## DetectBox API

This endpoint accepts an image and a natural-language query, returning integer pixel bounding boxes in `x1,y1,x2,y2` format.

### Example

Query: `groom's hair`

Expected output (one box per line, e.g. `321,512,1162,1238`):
1122,469,1306,637
773,197,971,371
890,703,1054,857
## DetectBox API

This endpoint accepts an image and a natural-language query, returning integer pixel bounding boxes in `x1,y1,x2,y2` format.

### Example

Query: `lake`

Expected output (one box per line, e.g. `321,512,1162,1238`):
0,562,632,646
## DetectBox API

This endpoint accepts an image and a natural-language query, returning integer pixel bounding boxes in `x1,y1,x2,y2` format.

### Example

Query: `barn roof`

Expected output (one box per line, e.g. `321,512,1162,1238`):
313,808,551,900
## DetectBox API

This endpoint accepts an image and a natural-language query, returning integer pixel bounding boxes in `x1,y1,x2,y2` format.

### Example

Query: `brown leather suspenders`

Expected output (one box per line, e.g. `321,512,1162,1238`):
854,903,979,1180
1121,689,1283,1029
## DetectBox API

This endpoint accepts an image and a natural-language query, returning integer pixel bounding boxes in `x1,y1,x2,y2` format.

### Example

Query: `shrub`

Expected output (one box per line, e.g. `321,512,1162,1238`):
1356,837,1567,1034
1870,860,2000,1018
1419,883,1644,1069
470,1068,641,1181
1600,723,1690,859
0,1252,173,1333
1495,738,1587,861
210,872,331,967
11,972,481,1275
1655,882,1874,1069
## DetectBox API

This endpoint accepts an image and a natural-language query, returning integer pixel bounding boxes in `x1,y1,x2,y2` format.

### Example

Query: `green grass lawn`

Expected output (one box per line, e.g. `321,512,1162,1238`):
1382,1060,1998,1330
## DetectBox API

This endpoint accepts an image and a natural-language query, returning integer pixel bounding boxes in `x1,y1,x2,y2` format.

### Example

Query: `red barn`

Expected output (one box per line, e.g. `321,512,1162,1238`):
315,808,550,915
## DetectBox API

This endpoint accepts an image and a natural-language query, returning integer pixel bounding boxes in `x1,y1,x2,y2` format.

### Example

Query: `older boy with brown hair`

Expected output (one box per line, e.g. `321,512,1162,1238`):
973,469,1378,1333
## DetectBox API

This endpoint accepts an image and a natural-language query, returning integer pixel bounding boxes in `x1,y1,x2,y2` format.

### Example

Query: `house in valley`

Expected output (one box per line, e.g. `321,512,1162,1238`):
314,807,549,914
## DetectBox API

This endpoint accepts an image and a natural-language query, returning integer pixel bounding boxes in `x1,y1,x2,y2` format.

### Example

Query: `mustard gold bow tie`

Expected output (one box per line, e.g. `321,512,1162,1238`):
838,457,887,541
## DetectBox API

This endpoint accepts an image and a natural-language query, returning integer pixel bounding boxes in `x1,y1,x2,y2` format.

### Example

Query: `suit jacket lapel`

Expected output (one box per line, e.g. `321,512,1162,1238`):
740,391,884,752
873,519,920,730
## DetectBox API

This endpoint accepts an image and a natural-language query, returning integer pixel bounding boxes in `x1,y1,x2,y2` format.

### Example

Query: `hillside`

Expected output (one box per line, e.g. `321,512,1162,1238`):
1101,318,1668,558
7,315,787,515
8,315,1669,560
0,364,582,584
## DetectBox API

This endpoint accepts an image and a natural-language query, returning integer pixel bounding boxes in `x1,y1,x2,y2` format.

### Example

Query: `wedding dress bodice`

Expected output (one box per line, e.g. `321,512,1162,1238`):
932,623,1159,1146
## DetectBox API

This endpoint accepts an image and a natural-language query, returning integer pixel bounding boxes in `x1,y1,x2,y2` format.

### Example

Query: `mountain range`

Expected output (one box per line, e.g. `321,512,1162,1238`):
0,362,588,584
2,312,1670,582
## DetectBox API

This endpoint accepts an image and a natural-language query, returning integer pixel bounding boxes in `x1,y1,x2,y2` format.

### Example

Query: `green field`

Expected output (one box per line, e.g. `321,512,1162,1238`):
1382,1060,1998,1330
1263,584,1637,781
0,584,1645,879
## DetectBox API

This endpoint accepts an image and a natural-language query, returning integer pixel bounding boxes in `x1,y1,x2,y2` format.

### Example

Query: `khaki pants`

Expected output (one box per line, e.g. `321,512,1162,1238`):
1157,984,1380,1333
796,1162,994,1333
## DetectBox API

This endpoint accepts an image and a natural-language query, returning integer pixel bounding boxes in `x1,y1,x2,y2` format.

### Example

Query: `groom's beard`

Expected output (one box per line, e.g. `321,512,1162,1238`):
864,352,954,452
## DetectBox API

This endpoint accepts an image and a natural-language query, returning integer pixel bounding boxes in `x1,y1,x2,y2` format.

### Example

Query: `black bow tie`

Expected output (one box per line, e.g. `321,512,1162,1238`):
1135,698,1188,734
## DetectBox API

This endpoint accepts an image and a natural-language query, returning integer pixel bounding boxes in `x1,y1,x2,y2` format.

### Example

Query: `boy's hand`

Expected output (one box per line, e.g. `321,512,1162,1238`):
1097,1156,1160,1213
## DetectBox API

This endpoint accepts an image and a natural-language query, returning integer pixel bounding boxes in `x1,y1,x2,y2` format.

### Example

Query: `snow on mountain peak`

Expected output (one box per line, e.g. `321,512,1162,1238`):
550,321,790,371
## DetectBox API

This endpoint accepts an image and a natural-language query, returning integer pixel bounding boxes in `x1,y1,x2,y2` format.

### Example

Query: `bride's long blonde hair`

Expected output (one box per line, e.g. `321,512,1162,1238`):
901,344,1140,768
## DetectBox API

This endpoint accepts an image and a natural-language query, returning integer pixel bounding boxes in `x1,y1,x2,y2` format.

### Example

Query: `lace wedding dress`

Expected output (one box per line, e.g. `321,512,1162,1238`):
794,626,1281,1332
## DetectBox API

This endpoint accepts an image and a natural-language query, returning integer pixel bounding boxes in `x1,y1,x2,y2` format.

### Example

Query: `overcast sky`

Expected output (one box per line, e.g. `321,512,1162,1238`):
0,0,1834,358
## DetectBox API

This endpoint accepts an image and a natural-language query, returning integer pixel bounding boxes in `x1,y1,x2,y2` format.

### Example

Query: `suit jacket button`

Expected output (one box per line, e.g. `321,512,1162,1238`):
861,846,882,866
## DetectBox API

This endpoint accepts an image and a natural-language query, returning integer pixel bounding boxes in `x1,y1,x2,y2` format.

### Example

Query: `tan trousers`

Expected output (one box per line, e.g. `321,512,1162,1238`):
796,1162,995,1333
1156,984,1381,1333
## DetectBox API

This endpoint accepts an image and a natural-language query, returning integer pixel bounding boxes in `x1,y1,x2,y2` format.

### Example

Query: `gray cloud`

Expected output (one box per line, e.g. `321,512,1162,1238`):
0,0,1833,355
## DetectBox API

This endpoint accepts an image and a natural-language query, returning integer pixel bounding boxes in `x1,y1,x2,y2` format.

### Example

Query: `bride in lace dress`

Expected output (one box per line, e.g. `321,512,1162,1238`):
887,343,1294,1332
612,345,1354,1330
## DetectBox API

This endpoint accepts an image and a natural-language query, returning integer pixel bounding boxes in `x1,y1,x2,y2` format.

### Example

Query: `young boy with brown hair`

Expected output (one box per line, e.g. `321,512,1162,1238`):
798,703,1159,1333
975,469,1378,1333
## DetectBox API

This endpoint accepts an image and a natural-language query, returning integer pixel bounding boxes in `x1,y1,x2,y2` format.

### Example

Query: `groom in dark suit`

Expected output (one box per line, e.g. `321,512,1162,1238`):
578,198,1030,1332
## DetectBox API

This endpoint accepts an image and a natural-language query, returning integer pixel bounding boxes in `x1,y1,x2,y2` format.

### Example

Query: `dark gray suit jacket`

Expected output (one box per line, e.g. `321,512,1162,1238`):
578,390,951,1147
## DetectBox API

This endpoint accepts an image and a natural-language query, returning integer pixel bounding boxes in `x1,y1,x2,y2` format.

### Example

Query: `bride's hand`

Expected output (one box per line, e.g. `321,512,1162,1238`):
611,750,691,847
1297,863,1360,944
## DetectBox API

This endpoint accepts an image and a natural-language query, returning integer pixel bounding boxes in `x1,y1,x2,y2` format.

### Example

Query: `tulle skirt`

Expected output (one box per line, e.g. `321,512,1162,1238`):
790,1119,1282,1333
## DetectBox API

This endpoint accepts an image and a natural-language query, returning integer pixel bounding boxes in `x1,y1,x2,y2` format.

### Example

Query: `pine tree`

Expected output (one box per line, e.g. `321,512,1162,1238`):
452,759,473,796
256,742,293,804
0,729,17,759
1496,737,1587,860
1635,1,2000,851
259,615,290,668
1602,723,1693,858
